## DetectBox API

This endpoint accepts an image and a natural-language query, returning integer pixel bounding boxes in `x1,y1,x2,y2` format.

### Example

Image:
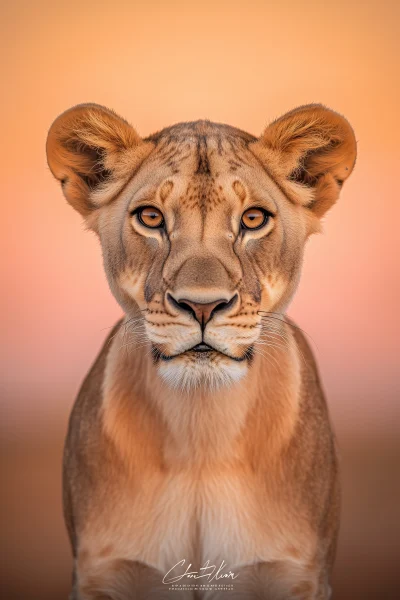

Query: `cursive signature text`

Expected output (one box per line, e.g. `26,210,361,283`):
163,559,239,584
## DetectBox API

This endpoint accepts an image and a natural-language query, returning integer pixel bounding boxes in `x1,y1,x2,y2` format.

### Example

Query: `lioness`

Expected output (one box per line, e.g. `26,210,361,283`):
47,103,356,599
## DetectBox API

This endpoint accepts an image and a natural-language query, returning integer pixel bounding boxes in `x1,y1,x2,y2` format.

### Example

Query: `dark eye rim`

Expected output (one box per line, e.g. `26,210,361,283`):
241,207,272,231
132,206,165,229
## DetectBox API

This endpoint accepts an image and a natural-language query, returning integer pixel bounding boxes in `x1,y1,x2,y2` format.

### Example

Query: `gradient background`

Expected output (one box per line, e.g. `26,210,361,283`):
1,1,399,599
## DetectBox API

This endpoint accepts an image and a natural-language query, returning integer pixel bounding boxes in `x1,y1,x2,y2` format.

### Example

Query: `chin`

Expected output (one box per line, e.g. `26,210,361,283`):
157,351,248,392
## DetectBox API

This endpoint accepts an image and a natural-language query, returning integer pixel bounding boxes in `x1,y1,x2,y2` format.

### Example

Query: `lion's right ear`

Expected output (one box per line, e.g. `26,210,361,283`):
46,104,153,217
250,104,357,219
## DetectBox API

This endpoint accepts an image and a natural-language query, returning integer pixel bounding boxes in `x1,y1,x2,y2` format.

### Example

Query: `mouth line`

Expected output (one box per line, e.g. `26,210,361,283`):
153,343,252,363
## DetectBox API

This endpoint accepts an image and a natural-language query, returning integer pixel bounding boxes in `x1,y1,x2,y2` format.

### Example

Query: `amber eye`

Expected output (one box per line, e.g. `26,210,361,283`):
241,207,269,230
137,206,164,228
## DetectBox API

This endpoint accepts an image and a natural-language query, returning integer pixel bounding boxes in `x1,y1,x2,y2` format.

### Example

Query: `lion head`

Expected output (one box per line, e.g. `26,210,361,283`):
47,103,356,390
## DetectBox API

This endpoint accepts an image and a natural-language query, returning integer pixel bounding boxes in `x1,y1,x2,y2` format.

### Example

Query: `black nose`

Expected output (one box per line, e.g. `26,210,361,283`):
167,293,238,328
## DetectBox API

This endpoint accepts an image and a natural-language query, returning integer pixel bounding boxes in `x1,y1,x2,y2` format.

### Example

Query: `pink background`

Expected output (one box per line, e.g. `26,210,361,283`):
1,1,399,598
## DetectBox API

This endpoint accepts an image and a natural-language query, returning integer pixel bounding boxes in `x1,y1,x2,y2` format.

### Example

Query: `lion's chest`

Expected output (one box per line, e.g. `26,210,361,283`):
82,467,306,574
133,470,263,570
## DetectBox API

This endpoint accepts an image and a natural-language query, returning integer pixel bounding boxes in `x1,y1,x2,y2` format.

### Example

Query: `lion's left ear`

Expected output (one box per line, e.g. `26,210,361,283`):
250,104,357,218
46,103,154,217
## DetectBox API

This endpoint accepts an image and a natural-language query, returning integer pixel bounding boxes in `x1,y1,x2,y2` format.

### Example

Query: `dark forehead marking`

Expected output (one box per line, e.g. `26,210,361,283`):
150,137,188,168
196,135,210,175
227,137,254,166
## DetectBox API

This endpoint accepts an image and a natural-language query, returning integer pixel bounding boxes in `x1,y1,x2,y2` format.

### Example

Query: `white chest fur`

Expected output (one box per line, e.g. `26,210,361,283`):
81,464,313,578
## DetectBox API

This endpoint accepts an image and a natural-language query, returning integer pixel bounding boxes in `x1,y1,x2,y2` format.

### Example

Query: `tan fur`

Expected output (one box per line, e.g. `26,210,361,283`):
47,103,355,599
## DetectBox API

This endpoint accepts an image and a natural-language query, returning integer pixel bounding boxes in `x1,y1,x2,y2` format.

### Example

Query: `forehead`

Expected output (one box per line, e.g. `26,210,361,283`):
123,120,283,217
145,119,256,174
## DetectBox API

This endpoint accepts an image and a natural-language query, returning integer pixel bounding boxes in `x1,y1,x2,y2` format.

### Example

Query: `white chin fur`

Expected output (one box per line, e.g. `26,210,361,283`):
157,358,247,392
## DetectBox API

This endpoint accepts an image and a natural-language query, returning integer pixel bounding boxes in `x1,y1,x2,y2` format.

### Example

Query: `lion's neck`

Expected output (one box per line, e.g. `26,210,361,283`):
102,322,301,469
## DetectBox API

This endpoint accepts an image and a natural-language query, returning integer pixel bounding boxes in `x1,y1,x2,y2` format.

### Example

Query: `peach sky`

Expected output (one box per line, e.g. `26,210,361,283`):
1,0,399,440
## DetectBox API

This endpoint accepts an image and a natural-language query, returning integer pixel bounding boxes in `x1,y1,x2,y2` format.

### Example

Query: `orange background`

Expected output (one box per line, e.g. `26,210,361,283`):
1,1,399,599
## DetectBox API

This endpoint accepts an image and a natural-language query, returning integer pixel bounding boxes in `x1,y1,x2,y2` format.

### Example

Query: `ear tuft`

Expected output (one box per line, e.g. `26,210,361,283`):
250,104,357,218
46,104,152,216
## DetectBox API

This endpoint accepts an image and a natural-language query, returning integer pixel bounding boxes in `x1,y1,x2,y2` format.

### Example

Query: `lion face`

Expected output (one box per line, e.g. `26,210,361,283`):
98,127,309,390
47,104,356,390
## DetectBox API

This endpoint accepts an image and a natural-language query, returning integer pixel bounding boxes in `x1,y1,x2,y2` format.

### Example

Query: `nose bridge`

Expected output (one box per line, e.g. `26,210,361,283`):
174,254,234,298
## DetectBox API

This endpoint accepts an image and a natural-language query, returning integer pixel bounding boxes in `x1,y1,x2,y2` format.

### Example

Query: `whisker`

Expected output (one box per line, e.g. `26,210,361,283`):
259,330,289,345
251,346,280,370
258,312,319,352
255,338,287,350
116,339,151,352
258,329,307,367
105,316,146,346
255,340,287,354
